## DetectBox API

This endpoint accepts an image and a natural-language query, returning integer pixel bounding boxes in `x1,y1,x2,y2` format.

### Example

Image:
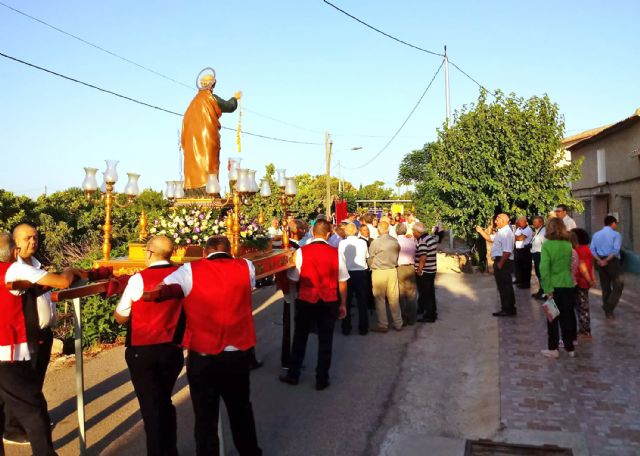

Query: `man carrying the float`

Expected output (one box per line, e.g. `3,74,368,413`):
0,230,81,455
279,219,349,390
160,235,261,455
114,235,185,456
181,68,241,194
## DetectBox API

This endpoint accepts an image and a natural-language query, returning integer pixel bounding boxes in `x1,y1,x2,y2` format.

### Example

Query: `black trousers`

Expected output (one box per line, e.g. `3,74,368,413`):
281,299,292,368
597,257,624,314
0,361,56,456
547,287,577,351
514,248,532,288
342,270,370,334
4,328,53,437
532,252,542,292
290,300,338,382
416,273,437,320
493,259,516,312
125,344,184,456
186,350,261,456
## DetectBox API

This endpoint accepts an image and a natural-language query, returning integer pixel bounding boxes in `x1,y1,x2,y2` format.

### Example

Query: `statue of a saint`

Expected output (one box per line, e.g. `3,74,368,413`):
181,68,241,191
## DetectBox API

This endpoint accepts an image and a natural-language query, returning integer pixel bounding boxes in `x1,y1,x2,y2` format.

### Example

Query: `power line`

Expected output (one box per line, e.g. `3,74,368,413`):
0,1,335,135
322,0,444,57
342,59,444,171
321,0,496,96
448,60,496,96
0,51,323,145
0,0,193,90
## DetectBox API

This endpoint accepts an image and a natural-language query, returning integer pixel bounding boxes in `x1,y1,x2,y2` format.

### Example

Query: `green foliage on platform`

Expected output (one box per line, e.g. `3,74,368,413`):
398,90,583,241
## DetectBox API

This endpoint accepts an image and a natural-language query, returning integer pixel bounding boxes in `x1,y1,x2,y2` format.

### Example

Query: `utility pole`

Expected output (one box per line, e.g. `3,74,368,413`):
325,131,333,218
444,45,455,251
338,160,343,195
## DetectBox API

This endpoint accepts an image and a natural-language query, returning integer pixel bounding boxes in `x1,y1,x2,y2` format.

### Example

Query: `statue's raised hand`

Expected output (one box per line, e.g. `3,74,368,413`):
234,91,242,100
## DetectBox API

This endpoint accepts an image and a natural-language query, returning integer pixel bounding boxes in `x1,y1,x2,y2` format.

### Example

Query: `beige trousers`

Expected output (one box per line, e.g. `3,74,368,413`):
397,264,418,324
371,268,403,329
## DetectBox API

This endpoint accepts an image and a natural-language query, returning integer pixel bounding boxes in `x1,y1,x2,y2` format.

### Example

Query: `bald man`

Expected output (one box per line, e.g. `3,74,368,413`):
476,214,517,317
1,229,80,454
115,236,185,456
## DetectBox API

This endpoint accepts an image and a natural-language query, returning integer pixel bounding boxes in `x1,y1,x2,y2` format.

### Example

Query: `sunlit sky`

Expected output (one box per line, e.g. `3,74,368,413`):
1,0,639,198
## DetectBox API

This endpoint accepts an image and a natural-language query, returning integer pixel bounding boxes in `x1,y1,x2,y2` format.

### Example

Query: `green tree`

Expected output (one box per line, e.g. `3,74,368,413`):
398,90,582,241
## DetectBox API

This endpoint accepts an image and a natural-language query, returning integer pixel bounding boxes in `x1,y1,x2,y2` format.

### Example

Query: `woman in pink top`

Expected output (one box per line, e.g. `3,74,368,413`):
396,223,418,325
571,228,596,340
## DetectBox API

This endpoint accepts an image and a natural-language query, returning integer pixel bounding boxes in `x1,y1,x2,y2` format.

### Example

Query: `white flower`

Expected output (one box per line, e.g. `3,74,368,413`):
150,227,157,234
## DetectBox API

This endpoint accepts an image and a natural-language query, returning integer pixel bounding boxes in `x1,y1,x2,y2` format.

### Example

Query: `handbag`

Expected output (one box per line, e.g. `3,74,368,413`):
542,297,560,322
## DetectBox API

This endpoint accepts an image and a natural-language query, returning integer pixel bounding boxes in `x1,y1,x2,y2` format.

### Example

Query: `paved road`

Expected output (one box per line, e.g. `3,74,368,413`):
9,267,502,456
11,268,638,455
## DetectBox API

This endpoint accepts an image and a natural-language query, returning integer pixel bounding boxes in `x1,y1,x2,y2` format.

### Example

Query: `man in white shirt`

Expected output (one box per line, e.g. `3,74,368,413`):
338,223,370,335
555,204,577,231
363,213,379,240
1,229,78,454
513,216,534,289
476,214,516,317
530,216,547,300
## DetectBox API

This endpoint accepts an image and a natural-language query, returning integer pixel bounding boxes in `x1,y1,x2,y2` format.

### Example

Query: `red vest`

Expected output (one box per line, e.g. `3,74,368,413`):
129,265,183,346
183,257,256,355
0,262,28,357
298,242,339,303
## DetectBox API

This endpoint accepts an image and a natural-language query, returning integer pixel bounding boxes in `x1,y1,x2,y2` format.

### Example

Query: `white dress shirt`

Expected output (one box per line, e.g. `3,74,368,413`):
367,224,379,240
2,259,50,361
115,260,170,318
490,225,515,260
388,224,398,239
563,215,577,231
514,226,533,249
338,236,369,271
530,227,546,254
163,253,255,352
288,239,350,282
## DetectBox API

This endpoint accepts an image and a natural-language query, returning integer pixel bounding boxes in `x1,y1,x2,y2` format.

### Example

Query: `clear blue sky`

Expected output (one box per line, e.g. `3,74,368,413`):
1,0,639,198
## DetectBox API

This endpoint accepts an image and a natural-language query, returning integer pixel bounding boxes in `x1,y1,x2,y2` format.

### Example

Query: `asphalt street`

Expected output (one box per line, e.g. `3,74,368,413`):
9,268,502,456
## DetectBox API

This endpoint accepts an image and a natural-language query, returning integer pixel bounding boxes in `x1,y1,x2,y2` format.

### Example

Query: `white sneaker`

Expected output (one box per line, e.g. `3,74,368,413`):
567,351,575,358
541,349,559,359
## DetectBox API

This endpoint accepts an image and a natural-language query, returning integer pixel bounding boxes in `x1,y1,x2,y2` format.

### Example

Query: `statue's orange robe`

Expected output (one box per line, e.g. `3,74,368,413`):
181,90,237,189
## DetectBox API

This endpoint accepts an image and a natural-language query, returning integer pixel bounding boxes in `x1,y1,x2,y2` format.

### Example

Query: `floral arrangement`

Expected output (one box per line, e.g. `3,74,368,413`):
238,215,270,250
150,207,225,247
150,207,269,249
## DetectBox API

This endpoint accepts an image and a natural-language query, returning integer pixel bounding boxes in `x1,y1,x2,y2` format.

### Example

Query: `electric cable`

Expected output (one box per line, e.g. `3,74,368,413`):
0,1,330,134
341,59,444,170
0,51,323,145
322,0,444,57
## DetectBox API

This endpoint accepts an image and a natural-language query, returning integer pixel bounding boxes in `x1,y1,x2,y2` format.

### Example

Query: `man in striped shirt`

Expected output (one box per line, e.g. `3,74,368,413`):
412,222,438,323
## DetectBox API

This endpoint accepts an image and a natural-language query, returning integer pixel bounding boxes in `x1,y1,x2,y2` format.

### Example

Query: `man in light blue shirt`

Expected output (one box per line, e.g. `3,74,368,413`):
590,215,624,319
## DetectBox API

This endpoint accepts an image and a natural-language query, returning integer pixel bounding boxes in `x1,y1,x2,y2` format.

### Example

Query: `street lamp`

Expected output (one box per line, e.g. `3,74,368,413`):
82,160,140,260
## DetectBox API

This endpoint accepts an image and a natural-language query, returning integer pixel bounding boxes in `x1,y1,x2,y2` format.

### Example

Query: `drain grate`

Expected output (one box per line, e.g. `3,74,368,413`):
465,439,573,455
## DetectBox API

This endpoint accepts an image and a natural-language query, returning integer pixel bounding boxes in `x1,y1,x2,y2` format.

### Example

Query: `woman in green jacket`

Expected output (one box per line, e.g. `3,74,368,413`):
539,217,577,358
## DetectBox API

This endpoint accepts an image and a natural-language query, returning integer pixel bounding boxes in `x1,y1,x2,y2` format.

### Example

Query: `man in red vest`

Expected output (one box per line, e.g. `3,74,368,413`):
0,231,80,455
162,235,261,456
114,235,185,456
279,219,349,390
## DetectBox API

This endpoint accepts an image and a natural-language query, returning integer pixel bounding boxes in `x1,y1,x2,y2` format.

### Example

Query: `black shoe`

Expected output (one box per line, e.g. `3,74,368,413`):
315,379,330,391
417,316,436,323
492,310,517,317
279,373,299,385
3,433,29,445
517,284,530,289
249,359,264,370
359,329,368,335
341,329,351,336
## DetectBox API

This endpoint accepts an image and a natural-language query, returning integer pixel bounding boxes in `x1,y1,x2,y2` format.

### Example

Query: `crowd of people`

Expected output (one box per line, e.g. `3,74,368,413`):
0,204,626,455
476,204,625,359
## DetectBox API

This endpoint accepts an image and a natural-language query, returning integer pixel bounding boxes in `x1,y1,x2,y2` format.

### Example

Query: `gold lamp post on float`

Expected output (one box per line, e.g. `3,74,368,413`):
81,160,141,261
166,158,297,256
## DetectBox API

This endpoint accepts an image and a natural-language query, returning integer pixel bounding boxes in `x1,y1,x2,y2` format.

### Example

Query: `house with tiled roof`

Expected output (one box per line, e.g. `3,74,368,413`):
567,108,640,253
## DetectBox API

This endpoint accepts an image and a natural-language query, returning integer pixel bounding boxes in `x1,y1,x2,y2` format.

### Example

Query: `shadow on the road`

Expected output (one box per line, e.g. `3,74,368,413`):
50,367,132,425
87,373,190,455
